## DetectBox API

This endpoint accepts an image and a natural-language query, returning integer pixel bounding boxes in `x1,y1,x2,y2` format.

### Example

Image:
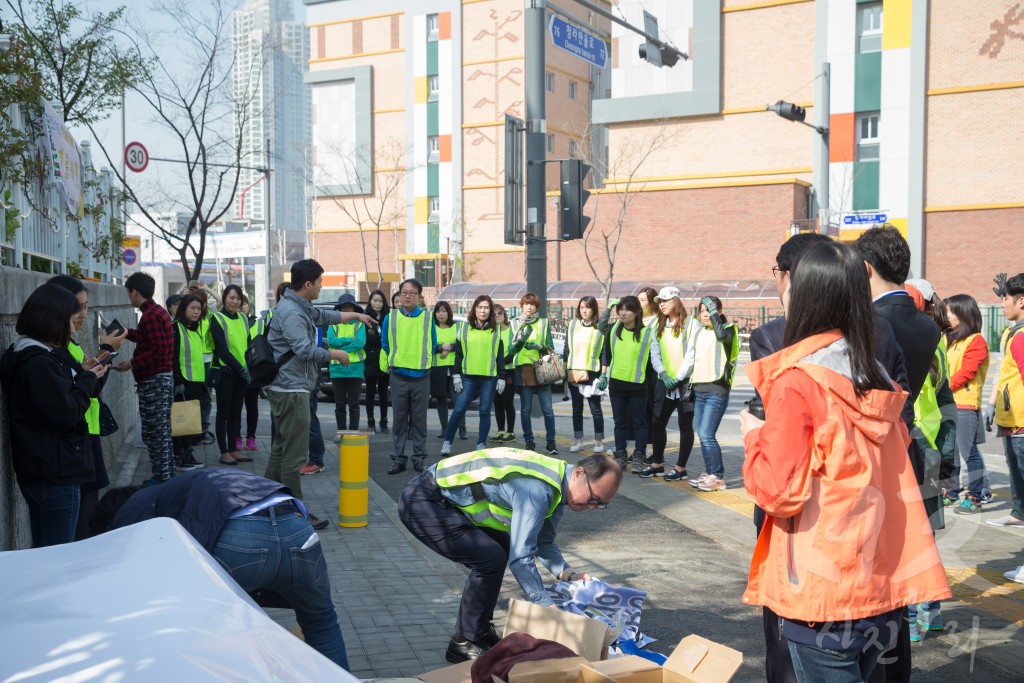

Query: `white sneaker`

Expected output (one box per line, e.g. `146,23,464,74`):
570,439,584,452
475,443,486,450
697,475,727,492
688,473,710,488
1004,565,1024,583
593,442,604,453
440,441,452,456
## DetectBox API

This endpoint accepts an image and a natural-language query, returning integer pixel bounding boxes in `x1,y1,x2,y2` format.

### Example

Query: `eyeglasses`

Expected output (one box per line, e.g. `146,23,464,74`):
400,290,418,296
771,266,784,278
583,476,608,509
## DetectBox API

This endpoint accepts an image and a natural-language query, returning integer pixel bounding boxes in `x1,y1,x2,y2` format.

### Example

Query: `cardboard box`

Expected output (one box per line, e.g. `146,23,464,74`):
502,599,616,663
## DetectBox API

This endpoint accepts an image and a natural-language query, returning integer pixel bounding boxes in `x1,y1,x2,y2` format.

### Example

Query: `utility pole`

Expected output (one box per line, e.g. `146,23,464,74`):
525,0,548,314
812,63,830,234
263,137,273,311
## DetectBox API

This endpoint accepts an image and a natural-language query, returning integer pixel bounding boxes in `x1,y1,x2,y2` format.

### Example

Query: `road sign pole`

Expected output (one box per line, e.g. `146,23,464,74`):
526,0,548,314
814,62,830,234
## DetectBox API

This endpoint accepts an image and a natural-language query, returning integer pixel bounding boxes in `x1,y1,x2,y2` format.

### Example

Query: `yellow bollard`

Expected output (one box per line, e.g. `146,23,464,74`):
338,433,369,527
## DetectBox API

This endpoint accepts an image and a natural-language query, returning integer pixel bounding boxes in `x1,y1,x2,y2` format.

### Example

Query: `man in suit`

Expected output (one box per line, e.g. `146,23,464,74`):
853,225,941,683
746,232,910,683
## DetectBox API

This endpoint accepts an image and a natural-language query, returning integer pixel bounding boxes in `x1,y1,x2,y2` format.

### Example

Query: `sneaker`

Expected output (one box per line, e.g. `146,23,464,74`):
688,473,711,488
918,607,944,632
940,490,960,507
501,432,517,443
546,444,558,456
986,515,1024,527
183,455,204,469
524,441,536,451
1003,565,1024,583
235,437,243,451
909,620,922,643
459,426,468,440
593,442,605,453
954,496,982,514
334,433,342,444
697,475,726,492
200,431,216,445
308,514,329,531
639,466,664,478
631,457,644,475
142,476,167,487
300,463,325,475
664,468,688,482
570,439,584,452
441,441,452,456
175,460,198,472
245,437,258,450
613,450,628,469
380,423,389,434
490,432,506,443
476,443,486,451
980,488,994,504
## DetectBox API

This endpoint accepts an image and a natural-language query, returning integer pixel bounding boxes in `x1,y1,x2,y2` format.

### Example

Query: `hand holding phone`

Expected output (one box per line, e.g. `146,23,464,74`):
105,319,126,336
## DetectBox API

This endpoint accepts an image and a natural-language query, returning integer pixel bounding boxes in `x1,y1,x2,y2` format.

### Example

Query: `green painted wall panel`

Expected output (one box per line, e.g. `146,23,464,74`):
854,52,882,112
853,161,880,211
427,102,439,136
427,41,438,76
428,224,440,253
427,163,439,196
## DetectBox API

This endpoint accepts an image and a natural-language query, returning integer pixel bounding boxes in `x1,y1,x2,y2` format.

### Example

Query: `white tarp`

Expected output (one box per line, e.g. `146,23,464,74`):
0,518,359,682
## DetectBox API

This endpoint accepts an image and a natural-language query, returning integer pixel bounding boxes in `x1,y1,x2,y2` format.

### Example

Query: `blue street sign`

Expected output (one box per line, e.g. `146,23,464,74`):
843,212,888,225
548,16,607,70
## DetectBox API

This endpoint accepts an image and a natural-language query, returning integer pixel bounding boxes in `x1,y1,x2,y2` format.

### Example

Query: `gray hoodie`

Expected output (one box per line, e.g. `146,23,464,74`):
267,288,342,392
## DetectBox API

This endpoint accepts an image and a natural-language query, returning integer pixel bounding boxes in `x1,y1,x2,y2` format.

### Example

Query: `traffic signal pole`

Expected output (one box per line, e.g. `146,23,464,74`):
525,0,548,314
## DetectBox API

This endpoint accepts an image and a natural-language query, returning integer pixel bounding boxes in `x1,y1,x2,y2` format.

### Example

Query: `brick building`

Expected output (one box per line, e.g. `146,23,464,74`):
304,0,1022,310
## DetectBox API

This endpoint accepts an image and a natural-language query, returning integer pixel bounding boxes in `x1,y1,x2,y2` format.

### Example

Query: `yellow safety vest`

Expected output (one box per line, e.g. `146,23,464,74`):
329,321,366,365
996,322,1024,429
434,449,565,531
176,322,207,383
657,320,687,377
457,322,500,377
514,318,549,367
388,309,433,371
434,324,458,368
947,333,988,409
566,320,603,373
66,341,100,436
608,322,654,384
914,342,948,449
690,323,740,385
211,311,249,368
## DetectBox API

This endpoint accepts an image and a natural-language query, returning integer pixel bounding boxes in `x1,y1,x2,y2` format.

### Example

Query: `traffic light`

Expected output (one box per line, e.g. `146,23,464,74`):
767,100,806,123
560,159,591,241
638,10,682,68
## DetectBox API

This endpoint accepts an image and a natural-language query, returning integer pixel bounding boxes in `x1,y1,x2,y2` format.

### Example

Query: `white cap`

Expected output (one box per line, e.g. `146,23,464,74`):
654,286,680,302
904,278,935,301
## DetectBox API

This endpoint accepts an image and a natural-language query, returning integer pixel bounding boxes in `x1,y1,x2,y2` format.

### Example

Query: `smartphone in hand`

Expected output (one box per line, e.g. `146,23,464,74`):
105,319,126,336
98,351,119,366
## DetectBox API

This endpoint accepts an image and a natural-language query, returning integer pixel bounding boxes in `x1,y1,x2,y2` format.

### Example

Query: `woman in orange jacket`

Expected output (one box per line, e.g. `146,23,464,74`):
739,241,950,683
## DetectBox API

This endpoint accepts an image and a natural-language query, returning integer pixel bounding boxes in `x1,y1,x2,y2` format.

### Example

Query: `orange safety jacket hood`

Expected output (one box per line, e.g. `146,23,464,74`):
742,330,951,622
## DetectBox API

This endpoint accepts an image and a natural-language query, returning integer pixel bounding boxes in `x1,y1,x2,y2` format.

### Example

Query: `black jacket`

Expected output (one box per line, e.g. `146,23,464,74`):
872,292,941,404
113,469,294,552
0,340,97,486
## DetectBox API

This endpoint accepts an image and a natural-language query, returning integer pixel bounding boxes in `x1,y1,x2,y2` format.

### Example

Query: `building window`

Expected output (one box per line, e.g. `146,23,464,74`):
546,134,554,153
427,13,439,40
428,195,440,221
569,141,577,158
428,136,440,162
546,72,554,92
857,3,882,53
428,75,439,101
569,80,577,100
414,259,436,287
856,112,880,161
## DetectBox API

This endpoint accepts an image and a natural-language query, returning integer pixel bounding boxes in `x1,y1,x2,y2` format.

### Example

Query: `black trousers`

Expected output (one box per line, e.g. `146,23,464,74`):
215,371,247,454
245,386,260,438
398,473,510,642
650,384,695,467
494,383,516,433
365,375,389,426
332,377,362,431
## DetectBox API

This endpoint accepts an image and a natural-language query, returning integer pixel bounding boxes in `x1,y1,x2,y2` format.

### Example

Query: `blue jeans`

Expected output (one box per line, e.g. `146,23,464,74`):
611,393,647,455
18,483,81,548
951,407,988,499
569,383,604,439
1005,435,1024,521
214,507,348,669
788,640,883,683
308,388,325,466
445,376,498,444
694,391,730,477
519,384,555,447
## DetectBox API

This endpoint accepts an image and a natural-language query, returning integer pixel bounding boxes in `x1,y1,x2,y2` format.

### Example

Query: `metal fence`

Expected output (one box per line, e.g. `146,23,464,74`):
1,37,122,281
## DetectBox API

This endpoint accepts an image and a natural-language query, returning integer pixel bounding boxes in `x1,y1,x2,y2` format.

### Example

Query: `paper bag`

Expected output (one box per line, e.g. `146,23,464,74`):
171,399,202,437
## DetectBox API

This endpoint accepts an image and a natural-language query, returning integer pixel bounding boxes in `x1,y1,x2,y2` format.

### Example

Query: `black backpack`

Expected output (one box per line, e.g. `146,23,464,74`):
246,316,295,387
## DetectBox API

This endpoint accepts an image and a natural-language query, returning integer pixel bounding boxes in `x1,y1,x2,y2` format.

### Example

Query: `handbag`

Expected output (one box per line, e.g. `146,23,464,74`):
534,351,565,386
98,401,119,436
170,399,203,437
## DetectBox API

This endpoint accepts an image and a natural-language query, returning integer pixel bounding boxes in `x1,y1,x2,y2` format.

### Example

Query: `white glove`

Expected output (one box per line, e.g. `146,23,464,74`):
496,379,506,394
452,375,463,393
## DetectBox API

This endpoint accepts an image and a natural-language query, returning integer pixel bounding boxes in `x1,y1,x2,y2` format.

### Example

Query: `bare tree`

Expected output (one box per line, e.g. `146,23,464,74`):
570,123,679,303
86,0,267,282
312,137,410,291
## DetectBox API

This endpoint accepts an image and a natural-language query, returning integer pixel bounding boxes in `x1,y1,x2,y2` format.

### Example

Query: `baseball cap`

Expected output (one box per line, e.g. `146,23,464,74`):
904,278,935,302
654,286,680,302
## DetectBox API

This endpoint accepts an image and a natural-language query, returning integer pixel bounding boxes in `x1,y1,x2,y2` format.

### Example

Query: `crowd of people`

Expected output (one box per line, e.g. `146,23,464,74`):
2,228,1022,681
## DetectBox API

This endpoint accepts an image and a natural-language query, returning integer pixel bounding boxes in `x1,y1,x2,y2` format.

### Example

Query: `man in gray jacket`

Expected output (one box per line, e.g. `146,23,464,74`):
265,260,374,528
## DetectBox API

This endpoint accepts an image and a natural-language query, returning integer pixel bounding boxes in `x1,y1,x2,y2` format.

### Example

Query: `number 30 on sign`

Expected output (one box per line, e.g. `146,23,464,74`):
124,142,149,173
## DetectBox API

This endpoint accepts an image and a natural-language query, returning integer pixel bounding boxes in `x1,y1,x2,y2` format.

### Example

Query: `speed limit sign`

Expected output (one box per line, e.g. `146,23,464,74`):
124,142,149,173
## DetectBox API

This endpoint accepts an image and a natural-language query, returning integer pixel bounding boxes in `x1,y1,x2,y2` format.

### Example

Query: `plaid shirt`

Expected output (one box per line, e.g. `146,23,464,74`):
126,298,174,381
